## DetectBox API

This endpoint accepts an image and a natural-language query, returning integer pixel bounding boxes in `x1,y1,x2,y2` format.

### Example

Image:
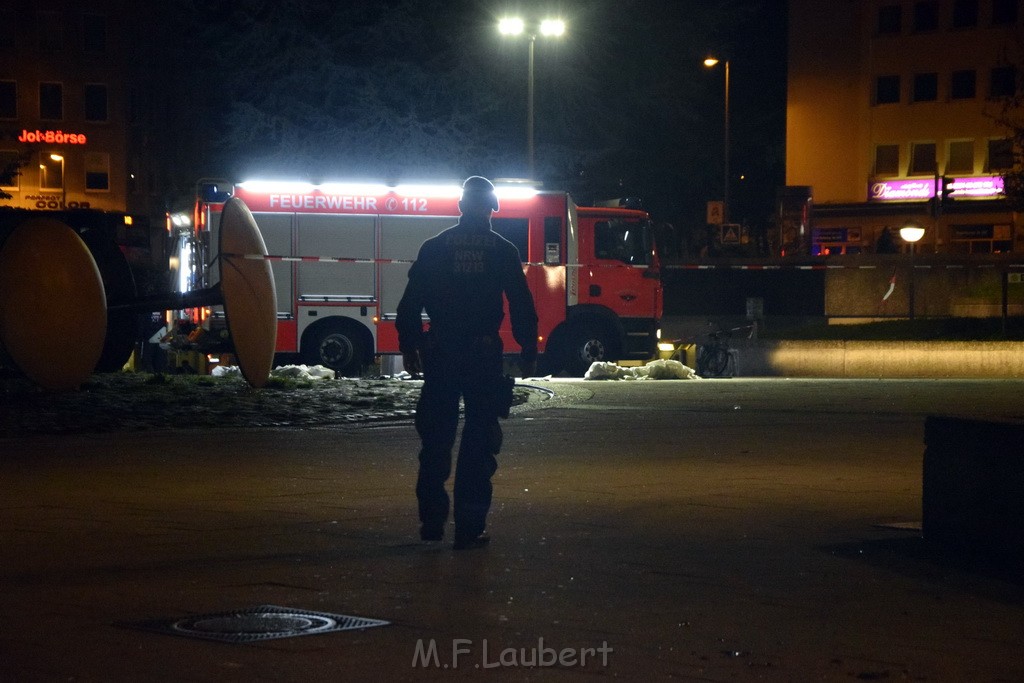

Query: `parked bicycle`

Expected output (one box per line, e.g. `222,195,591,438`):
696,321,756,378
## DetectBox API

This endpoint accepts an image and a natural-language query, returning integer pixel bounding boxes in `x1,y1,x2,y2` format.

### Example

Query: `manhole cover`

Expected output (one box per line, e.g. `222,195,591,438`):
120,605,389,643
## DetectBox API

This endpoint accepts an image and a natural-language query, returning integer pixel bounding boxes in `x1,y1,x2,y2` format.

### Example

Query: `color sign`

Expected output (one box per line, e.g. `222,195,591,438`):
948,176,1004,199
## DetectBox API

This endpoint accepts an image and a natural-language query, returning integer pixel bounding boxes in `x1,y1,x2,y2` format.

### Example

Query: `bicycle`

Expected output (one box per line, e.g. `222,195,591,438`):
695,322,756,378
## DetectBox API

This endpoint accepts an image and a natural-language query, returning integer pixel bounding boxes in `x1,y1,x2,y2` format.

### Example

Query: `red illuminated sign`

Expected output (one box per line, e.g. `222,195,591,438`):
17,129,87,145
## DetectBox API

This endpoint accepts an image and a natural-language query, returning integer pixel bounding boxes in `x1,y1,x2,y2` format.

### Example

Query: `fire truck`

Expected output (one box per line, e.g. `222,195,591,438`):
186,180,662,376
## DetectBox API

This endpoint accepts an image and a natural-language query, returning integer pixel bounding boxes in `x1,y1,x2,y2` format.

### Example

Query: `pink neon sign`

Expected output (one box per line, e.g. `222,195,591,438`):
869,176,1006,201
948,176,1004,198
869,179,935,201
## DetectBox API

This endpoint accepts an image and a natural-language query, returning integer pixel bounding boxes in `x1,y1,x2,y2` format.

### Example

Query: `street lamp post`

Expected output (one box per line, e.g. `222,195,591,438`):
703,57,730,223
900,225,925,320
50,154,66,208
499,17,565,179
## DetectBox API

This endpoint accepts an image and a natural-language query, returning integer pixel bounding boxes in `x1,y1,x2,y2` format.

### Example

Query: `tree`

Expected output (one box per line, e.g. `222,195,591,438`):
990,38,1024,211
0,152,29,202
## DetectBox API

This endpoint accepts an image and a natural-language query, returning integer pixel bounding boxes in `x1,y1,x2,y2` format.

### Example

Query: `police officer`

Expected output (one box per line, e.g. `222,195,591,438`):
396,176,538,550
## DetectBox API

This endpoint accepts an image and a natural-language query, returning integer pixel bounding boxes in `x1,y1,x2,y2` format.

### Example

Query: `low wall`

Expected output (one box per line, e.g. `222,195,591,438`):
731,339,1024,378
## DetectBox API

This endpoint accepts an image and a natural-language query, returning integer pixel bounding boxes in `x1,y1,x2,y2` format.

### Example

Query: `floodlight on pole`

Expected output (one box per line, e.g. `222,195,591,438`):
499,16,566,179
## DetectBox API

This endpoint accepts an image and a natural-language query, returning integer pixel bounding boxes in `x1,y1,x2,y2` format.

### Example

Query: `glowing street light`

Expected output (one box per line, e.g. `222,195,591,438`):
900,225,925,320
48,153,66,208
499,16,566,179
704,56,731,223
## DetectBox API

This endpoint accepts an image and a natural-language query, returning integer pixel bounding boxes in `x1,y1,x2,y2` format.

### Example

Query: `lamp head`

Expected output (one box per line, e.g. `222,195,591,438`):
899,225,925,243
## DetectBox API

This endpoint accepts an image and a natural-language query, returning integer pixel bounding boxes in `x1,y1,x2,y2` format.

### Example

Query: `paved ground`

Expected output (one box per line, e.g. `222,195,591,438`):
2,378,1023,681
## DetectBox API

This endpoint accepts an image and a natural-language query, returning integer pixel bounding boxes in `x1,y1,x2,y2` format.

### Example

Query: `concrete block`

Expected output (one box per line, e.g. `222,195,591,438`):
923,415,1024,565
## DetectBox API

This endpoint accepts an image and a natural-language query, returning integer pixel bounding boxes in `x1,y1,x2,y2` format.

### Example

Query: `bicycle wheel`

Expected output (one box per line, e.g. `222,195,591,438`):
698,345,730,377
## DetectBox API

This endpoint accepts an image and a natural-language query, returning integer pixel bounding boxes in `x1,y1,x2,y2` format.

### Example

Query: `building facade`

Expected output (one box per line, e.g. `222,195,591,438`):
786,0,1021,255
0,1,144,214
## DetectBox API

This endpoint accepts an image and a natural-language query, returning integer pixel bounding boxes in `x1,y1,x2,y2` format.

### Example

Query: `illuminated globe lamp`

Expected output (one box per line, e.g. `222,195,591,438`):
899,225,925,245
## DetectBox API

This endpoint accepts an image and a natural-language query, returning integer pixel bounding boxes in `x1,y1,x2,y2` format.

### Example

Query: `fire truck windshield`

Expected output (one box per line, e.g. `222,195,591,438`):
594,219,653,265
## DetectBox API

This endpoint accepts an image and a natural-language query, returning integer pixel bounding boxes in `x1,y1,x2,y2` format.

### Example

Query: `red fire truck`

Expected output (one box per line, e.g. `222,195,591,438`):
188,180,662,376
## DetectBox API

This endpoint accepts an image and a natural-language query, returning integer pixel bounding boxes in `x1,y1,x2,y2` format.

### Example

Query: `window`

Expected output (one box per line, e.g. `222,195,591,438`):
595,219,652,266
82,14,106,54
910,142,937,175
85,152,110,191
0,80,15,118
84,84,108,122
0,150,21,189
988,138,1013,170
950,69,977,99
913,1,940,30
878,4,902,33
992,0,1019,24
990,66,1018,98
874,144,900,176
39,82,62,120
39,11,62,52
491,218,528,262
947,140,975,174
875,75,901,104
952,0,980,26
39,152,63,191
912,73,939,102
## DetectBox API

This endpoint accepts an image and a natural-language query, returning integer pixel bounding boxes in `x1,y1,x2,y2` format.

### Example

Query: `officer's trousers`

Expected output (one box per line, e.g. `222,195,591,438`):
414,338,503,538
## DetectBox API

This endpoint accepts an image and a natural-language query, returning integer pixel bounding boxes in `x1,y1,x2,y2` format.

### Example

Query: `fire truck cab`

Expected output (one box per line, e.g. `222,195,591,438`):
190,180,662,376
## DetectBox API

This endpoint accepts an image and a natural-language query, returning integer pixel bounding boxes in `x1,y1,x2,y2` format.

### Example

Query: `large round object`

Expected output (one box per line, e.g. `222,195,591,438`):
78,228,137,372
218,197,277,388
0,218,107,390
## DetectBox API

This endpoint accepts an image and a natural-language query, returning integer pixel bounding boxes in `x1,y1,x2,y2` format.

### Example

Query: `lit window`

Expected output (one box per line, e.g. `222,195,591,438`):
947,140,974,174
39,152,63,191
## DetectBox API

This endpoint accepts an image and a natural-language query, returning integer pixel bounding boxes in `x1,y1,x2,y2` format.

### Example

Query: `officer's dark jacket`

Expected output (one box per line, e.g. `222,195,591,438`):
396,217,538,360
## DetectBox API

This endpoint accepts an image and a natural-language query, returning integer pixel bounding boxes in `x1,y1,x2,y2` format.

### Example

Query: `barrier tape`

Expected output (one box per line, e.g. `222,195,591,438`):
224,252,638,269
224,252,1024,272
664,263,1024,271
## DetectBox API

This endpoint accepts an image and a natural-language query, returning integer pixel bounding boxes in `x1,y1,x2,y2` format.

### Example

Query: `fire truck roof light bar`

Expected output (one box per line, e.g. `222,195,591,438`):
236,180,538,200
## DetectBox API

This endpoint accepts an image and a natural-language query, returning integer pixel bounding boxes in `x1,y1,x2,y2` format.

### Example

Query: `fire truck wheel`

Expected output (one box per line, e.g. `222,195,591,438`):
564,325,617,376
301,320,368,377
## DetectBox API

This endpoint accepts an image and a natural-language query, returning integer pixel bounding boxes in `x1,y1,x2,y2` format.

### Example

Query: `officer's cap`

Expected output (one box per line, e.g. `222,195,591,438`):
461,176,499,212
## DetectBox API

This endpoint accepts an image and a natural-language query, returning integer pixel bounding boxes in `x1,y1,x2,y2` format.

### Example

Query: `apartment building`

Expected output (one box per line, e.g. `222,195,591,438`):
0,1,141,214
786,0,1021,254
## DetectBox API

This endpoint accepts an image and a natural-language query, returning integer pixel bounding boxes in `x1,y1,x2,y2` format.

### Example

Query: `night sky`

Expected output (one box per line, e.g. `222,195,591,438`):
146,1,787,235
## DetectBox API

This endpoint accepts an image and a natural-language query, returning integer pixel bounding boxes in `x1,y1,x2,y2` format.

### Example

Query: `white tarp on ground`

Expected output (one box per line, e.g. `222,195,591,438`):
212,364,337,380
584,359,701,380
